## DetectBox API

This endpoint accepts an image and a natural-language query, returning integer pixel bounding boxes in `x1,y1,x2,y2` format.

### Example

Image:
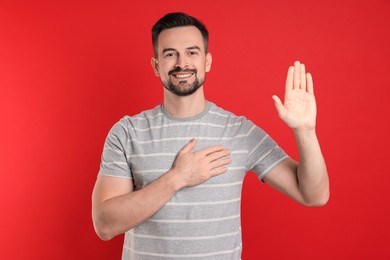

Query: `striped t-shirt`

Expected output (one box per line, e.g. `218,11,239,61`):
98,101,288,260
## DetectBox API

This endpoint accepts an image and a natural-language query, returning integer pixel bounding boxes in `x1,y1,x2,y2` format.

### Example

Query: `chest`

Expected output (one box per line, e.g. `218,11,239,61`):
127,122,249,190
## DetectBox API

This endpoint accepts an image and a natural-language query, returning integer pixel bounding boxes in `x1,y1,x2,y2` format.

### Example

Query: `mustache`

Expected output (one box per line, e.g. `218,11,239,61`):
168,67,197,76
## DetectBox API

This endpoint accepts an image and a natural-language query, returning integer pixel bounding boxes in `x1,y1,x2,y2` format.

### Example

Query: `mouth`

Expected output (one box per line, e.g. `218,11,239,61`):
172,73,194,79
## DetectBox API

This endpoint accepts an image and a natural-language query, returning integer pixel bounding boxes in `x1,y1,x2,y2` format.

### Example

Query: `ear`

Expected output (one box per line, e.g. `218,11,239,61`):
205,52,212,72
151,57,160,76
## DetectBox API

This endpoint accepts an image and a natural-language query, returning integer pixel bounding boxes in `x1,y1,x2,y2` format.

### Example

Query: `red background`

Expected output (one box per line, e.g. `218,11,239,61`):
1,0,389,259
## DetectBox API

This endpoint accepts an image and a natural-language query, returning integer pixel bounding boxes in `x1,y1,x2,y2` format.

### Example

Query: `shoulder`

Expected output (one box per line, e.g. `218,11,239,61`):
208,102,245,122
116,104,163,128
120,104,162,122
104,105,162,140
130,104,163,120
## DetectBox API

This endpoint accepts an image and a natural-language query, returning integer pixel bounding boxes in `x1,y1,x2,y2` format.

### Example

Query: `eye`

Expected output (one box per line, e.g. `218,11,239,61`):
164,52,177,59
189,51,199,56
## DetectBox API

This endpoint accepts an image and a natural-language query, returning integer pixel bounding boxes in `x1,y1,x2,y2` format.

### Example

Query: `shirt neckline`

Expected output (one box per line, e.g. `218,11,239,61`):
160,101,212,122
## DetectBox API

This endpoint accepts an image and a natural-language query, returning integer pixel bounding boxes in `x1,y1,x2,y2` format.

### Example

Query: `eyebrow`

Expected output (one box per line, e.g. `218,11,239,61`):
162,48,177,54
186,46,201,51
162,46,201,54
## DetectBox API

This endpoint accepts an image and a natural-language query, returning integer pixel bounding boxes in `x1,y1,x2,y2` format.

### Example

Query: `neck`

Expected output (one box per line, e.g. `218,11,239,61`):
163,87,207,118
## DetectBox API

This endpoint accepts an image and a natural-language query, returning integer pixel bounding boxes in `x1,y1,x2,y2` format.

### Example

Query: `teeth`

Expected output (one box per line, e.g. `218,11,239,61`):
174,74,192,78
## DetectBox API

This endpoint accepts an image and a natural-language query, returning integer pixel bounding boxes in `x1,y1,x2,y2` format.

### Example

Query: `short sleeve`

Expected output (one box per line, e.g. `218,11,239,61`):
98,118,132,179
245,120,289,181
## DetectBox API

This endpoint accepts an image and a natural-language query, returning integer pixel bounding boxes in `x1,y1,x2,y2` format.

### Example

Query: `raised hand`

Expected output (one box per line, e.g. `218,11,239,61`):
272,61,317,132
171,139,231,188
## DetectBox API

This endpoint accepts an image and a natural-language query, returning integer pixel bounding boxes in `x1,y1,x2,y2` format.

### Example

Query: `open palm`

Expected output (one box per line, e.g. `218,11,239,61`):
273,61,317,131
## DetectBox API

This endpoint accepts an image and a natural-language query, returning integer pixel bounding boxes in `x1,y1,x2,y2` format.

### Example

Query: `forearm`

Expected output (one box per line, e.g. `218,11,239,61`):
92,140,230,240
93,170,181,240
294,129,329,206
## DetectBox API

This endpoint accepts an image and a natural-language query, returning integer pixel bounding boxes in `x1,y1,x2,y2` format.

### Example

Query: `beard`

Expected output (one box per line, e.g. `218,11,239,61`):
162,68,205,97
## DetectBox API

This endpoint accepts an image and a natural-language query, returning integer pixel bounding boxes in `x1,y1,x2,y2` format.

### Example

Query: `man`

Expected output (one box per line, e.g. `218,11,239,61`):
92,12,329,259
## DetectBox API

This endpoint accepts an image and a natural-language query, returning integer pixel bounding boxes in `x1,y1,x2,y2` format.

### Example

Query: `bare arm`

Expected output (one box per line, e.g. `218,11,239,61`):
264,61,329,206
92,139,231,240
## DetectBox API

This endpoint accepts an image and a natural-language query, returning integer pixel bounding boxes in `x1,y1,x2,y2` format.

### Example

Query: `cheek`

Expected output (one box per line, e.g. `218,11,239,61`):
197,63,208,74
160,62,175,74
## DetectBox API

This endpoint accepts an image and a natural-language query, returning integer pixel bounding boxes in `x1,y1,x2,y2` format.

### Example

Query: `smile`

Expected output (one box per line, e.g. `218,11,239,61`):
172,73,193,79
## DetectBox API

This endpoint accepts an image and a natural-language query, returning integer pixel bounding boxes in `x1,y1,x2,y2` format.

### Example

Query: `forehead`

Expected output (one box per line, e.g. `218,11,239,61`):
157,26,205,52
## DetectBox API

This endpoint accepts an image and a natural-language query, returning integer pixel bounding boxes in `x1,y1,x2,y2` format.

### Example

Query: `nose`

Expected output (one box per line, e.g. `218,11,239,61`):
174,55,188,69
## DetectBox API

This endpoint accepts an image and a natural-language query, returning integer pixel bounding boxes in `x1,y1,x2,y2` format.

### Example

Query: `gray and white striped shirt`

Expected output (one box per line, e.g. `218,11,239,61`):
98,101,288,259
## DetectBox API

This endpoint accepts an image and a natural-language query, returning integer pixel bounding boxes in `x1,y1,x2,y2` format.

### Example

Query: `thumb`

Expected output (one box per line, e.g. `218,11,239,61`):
180,138,196,154
272,95,286,118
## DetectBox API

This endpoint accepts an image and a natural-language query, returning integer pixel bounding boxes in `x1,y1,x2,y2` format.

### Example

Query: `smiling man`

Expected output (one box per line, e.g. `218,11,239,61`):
92,12,329,260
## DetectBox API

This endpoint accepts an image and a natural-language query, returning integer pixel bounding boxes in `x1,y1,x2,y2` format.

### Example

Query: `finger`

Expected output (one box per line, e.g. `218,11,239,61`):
207,150,231,162
209,166,229,177
293,61,301,89
180,139,196,154
307,72,314,94
272,95,286,119
210,157,232,170
300,63,306,91
198,145,225,156
285,66,294,91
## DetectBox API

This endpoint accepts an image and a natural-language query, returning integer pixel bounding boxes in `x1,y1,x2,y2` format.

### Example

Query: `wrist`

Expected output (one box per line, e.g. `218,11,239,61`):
293,127,316,137
165,168,186,192
293,128,317,144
